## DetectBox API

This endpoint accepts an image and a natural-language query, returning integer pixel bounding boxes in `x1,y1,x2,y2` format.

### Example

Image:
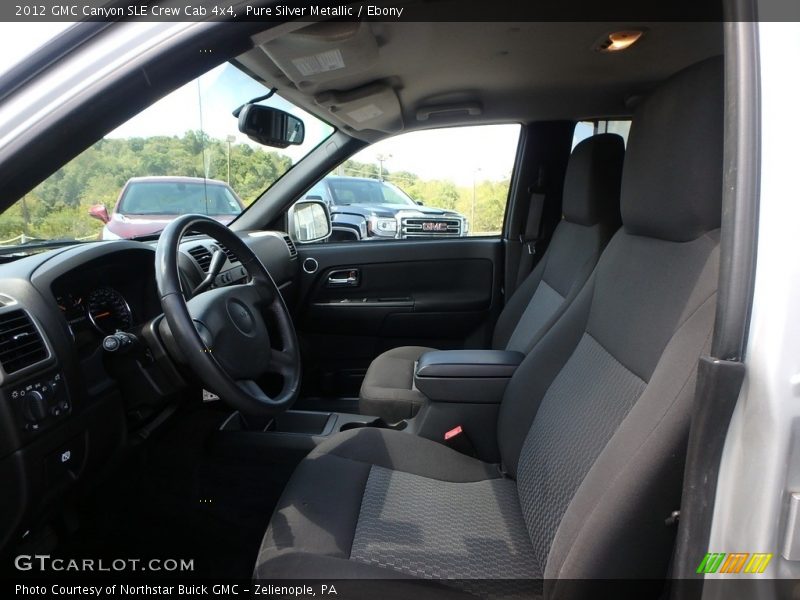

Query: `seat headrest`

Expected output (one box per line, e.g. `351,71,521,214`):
621,57,724,242
562,133,624,227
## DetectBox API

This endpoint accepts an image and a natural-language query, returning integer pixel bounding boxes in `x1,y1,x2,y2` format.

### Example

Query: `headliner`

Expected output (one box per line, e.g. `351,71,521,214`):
235,21,723,142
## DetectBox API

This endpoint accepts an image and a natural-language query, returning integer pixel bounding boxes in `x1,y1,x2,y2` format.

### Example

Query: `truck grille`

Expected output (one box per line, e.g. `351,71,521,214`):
401,217,462,238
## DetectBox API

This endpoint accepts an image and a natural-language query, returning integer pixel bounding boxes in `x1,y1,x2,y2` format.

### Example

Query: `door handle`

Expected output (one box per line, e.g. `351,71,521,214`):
327,268,360,287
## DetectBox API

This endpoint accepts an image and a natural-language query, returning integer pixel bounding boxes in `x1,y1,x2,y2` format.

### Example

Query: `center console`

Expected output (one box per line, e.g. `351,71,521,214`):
216,350,524,465
217,408,414,458
408,349,524,461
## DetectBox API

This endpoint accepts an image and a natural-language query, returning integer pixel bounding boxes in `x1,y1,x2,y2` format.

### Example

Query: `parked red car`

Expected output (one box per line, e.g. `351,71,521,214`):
88,176,244,239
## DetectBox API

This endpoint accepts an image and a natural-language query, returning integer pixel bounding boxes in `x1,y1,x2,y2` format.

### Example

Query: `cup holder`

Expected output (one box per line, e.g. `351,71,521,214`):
340,417,407,432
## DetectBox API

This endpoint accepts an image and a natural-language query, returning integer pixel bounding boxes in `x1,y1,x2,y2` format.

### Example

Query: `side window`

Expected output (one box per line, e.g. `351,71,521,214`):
304,181,328,202
319,124,520,243
572,120,632,149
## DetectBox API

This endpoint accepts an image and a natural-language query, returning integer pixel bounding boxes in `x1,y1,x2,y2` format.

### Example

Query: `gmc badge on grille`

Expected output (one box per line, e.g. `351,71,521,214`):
422,222,449,232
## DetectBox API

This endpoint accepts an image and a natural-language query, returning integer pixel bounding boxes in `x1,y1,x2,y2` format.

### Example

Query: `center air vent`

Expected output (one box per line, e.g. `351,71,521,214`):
283,235,297,258
188,245,212,272
216,243,240,264
0,309,48,374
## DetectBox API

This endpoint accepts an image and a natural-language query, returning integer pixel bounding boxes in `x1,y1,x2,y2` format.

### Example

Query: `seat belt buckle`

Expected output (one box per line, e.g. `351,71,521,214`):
518,235,537,255
443,425,478,457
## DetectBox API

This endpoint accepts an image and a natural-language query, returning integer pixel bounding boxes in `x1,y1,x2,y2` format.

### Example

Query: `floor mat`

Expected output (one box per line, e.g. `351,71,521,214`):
52,406,296,579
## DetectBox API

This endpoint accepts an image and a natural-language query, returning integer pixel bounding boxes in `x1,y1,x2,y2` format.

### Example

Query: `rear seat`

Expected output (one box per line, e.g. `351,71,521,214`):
359,133,626,422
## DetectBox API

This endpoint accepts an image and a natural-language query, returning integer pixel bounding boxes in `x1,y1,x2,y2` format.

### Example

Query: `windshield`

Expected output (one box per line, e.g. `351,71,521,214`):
329,179,417,206
118,181,242,216
0,62,334,247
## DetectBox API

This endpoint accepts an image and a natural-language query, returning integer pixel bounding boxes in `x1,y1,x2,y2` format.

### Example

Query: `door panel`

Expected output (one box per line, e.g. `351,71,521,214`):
294,238,503,398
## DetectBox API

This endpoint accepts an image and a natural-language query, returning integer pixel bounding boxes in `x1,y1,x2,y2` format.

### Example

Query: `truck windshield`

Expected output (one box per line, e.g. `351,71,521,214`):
118,181,242,216
329,179,416,206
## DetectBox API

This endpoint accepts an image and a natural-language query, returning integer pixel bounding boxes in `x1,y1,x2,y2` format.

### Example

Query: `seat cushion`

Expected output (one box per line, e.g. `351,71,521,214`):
359,346,434,421
255,428,536,595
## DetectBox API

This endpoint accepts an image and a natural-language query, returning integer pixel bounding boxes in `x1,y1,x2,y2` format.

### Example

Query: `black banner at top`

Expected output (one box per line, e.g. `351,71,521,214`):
1,0,799,23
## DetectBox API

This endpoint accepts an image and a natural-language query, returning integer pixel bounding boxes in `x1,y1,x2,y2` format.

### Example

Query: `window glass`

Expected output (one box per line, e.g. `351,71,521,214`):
572,120,631,149
309,124,520,242
118,181,242,216
605,120,632,141
326,178,416,207
0,62,334,245
572,121,596,149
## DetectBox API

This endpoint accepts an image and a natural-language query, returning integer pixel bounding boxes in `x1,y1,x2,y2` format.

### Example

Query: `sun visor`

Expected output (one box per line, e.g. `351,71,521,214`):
260,22,379,92
315,83,404,133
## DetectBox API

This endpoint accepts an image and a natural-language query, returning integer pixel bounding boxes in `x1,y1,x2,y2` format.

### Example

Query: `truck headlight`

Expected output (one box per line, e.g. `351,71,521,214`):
369,217,397,237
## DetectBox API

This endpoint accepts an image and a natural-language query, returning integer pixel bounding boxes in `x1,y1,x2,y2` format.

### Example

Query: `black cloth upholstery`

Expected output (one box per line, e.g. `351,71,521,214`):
620,57,723,242
256,428,503,580
358,346,433,422
359,134,624,421
258,56,724,590
561,133,625,226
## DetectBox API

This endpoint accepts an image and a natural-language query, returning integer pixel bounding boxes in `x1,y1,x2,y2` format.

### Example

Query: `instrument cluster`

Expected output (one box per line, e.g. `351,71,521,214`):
50,251,160,351
56,287,133,340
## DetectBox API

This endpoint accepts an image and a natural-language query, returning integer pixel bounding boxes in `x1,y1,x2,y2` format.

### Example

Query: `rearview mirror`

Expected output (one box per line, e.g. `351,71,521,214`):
288,200,331,244
88,204,110,224
238,104,305,148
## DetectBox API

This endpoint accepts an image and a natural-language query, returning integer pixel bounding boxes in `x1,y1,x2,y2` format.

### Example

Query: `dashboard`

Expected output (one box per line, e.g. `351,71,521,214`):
0,230,298,551
52,250,161,352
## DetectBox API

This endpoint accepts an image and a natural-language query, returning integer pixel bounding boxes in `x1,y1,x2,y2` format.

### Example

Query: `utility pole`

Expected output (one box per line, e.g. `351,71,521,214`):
472,167,481,231
376,153,391,181
226,135,236,183
20,195,30,236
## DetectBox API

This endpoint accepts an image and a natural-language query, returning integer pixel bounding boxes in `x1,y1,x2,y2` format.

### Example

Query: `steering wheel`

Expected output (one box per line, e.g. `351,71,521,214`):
155,214,300,416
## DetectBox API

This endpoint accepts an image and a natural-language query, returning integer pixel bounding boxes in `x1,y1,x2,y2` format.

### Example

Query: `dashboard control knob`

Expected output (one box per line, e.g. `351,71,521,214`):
103,332,137,354
24,390,49,422
103,335,121,352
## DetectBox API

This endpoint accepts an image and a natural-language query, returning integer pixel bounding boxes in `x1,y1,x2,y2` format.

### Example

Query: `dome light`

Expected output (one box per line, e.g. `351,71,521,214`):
597,30,644,53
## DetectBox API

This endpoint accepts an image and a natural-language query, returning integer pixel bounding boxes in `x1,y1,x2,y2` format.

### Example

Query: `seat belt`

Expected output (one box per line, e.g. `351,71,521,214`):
513,168,547,292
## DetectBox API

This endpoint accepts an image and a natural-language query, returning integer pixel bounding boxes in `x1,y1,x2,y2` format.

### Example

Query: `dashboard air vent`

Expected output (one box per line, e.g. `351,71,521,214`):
188,245,212,272
0,310,47,374
216,243,240,264
283,235,297,258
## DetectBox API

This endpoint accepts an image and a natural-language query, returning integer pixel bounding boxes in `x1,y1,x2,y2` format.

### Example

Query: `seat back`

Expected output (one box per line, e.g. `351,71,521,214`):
497,57,724,581
492,133,624,354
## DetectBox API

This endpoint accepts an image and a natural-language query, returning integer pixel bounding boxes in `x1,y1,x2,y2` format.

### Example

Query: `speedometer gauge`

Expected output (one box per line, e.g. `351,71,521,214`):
87,287,132,334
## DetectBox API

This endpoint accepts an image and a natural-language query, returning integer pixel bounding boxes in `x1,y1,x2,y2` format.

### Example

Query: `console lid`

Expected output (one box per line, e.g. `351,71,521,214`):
415,350,524,379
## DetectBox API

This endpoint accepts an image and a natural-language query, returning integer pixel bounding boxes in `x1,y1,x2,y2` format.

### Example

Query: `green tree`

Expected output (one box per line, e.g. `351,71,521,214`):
338,159,379,180
1,130,297,241
1,131,513,243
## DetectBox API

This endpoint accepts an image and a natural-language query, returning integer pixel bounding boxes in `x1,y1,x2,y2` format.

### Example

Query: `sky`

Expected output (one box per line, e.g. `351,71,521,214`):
350,125,520,186
0,23,73,78
0,22,522,185
107,63,335,164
